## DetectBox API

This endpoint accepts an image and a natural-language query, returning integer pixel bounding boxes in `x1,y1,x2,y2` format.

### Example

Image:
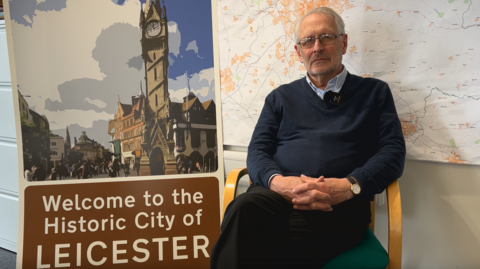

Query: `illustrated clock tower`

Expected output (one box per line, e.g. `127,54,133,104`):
139,0,177,175
140,0,169,121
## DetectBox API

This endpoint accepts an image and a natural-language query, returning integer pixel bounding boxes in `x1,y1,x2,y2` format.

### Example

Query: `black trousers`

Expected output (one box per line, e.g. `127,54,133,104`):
210,185,371,269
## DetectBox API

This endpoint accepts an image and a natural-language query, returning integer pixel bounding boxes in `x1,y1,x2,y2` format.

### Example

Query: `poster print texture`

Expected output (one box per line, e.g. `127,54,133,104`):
11,0,219,182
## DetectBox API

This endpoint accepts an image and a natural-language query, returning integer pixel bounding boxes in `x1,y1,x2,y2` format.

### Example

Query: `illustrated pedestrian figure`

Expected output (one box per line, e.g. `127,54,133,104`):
72,164,77,178
117,161,122,177
124,164,130,177
108,161,115,178
51,166,57,180
113,160,120,177
135,161,140,176
57,162,67,180
188,160,193,173
24,167,34,182
191,162,201,173
33,165,46,181
76,163,82,179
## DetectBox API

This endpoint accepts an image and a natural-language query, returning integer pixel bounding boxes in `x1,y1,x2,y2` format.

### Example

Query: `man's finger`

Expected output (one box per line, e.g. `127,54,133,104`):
300,174,316,183
310,190,330,200
301,175,325,182
292,185,330,199
292,181,318,194
292,196,314,205
293,204,312,210
293,202,332,211
292,191,330,205
309,202,333,211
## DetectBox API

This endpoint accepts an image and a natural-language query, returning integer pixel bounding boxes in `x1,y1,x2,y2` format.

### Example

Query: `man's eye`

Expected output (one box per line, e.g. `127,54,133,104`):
322,34,333,40
302,37,314,45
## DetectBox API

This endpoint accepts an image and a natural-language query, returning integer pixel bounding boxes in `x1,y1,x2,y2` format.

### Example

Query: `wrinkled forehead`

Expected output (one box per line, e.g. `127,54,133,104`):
298,13,338,37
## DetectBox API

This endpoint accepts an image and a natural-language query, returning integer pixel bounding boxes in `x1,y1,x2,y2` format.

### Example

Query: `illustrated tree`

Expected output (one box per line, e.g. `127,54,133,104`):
21,115,50,168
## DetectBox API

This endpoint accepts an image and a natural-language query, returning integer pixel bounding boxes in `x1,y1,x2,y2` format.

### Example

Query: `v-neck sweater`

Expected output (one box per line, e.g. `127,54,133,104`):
247,73,406,201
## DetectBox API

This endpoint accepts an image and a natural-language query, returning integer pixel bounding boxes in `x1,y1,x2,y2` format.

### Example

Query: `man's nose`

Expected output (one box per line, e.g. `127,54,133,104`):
312,39,324,53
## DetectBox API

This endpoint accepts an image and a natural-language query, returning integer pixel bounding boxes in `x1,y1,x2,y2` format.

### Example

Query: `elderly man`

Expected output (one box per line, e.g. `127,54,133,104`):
211,7,405,269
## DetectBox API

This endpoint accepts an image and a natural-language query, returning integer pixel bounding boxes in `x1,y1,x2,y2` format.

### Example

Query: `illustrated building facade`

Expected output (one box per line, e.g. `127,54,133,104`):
72,131,105,162
171,92,217,173
49,135,65,166
109,91,146,170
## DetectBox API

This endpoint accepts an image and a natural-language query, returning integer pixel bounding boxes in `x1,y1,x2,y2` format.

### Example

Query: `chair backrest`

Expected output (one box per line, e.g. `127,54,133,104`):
370,198,376,233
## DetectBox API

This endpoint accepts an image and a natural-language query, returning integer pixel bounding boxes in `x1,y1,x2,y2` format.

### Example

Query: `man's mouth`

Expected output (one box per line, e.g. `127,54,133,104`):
312,57,329,63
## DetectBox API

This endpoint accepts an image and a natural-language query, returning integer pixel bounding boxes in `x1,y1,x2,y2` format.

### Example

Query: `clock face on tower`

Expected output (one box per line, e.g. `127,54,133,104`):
146,21,161,37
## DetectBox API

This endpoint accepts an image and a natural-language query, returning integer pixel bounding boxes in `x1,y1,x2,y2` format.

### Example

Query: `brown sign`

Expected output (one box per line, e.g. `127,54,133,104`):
23,177,220,268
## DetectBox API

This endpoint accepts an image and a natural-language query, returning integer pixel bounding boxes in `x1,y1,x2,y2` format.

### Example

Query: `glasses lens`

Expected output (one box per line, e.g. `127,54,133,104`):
300,37,314,48
321,34,336,44
299,34,339,48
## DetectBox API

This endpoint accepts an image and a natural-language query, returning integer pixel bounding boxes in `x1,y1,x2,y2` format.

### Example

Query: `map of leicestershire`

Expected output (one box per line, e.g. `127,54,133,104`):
217,0,480,165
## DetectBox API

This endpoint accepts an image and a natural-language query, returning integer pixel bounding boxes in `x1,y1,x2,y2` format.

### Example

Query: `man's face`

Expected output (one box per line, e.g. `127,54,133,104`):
294,13,348,79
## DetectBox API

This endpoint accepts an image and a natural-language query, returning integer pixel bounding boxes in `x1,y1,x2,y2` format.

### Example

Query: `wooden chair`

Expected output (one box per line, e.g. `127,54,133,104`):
222,168,402,269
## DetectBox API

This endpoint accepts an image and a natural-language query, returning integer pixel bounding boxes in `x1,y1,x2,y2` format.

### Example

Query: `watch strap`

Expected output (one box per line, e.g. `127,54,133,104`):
346,175,357,185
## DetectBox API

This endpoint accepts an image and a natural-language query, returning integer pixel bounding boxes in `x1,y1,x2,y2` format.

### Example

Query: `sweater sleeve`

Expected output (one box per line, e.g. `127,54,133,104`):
247,92,284,188
349,82,406,200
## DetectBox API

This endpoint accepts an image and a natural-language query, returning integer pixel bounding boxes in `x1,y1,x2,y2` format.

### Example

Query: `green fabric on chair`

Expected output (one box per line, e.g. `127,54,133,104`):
321,227,389,269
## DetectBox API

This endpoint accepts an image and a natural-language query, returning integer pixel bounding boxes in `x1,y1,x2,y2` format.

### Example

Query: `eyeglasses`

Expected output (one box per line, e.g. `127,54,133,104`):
297,33,344,49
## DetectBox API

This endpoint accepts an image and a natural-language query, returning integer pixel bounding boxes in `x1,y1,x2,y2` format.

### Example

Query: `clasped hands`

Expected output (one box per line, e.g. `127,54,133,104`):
269,174,354,211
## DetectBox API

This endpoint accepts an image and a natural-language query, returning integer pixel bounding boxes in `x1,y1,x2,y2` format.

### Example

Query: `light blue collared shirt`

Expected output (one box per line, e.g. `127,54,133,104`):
305,66,348,100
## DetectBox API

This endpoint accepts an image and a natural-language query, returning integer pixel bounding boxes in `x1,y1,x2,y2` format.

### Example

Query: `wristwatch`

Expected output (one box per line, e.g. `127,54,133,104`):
346,176,361,195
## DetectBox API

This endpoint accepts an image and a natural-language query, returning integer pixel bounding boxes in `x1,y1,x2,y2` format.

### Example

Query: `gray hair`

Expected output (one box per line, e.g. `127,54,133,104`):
294,7,346,43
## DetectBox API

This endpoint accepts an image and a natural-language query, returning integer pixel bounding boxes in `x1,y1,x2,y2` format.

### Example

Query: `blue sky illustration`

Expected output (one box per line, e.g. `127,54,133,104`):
9,0,68,26
125,0,214,79
159,0,214,79
10,0,214,80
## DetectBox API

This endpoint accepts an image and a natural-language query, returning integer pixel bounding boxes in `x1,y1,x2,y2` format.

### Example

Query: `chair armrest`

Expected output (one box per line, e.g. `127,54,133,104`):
222,167,248,221
386,180,402,269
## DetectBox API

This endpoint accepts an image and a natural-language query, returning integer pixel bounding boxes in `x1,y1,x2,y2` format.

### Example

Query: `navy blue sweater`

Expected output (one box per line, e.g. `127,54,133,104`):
247,73,406,201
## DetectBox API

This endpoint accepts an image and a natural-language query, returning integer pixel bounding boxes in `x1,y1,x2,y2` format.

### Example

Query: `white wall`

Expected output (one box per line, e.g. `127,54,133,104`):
0,19,19,252
224,147,480,269
376,160,480,269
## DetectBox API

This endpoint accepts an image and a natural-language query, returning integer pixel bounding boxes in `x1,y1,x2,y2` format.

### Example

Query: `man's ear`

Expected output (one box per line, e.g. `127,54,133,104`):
341,33,348,55
294,44,304,63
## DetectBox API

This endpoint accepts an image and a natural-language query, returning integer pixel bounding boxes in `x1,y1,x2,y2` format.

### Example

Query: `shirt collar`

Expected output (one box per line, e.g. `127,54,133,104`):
306,66,348,100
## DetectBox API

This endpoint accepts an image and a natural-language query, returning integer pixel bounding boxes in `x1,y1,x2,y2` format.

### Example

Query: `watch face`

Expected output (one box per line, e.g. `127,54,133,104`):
146,21,161,37
352,184,361,195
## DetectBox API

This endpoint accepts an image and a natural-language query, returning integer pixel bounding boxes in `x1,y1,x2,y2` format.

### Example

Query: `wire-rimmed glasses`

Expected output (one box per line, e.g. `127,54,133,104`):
297,33,344,49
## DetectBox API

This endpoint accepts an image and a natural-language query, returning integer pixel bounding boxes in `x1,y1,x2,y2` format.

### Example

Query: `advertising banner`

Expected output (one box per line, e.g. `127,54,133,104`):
4,0,224,268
